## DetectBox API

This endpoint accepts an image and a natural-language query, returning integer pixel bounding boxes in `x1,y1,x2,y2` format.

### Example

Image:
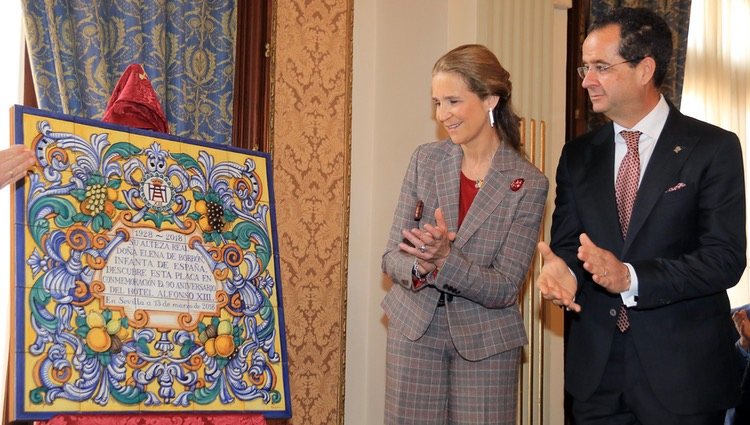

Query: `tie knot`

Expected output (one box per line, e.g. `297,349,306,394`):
620,130,642,149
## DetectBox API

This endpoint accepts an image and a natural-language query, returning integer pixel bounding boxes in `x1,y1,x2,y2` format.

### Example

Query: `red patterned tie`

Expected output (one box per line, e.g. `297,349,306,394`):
616,304,630,332
615,130,640,332
616,130,642,238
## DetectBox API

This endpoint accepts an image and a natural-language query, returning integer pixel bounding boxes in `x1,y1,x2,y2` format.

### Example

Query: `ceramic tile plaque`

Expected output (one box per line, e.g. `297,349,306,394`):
8,106,291,421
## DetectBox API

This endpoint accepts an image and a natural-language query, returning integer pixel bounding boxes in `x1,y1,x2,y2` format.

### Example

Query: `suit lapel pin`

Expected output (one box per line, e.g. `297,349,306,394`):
673,146,683,154
510,178,524,192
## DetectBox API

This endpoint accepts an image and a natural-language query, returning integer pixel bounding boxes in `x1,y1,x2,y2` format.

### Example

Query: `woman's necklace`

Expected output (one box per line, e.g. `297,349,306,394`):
469,147,497,190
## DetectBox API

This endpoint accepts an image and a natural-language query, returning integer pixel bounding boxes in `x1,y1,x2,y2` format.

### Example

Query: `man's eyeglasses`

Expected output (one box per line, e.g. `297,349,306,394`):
577,58,643,79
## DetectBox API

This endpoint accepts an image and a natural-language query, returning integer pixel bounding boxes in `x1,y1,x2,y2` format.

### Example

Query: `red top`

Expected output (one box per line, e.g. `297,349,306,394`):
458,171,480,228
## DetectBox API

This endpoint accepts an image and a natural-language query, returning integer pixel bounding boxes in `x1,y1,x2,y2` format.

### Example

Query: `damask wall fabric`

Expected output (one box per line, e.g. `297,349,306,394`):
591,0,692,109
267,1,353,424
21,0,236,146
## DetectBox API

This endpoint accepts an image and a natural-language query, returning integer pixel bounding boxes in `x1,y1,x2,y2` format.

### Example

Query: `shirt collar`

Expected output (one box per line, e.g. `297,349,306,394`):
613,95,670,142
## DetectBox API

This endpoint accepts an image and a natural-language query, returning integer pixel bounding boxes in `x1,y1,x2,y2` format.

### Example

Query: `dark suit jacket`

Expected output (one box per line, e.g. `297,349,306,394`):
382,140,548,361
550,105,746,414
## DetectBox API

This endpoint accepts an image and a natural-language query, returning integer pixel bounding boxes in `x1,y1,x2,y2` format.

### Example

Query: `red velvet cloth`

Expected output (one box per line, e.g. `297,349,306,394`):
102,63,169,134
39,413,267,425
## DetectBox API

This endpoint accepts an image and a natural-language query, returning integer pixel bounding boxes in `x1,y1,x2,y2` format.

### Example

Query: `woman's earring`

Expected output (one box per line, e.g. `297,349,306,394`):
488,109,495,128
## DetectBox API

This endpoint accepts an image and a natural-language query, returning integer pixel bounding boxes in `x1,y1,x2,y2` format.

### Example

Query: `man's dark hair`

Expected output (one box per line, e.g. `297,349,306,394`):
591,7,673,87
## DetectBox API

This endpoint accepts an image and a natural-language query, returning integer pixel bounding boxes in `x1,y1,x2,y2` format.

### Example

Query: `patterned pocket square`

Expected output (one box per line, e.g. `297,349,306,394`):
665,182,687,193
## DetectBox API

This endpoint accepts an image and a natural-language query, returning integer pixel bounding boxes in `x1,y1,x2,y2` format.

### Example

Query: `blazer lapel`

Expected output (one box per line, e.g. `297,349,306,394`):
435,143,462,234
624,110,696,253
579,126,624,247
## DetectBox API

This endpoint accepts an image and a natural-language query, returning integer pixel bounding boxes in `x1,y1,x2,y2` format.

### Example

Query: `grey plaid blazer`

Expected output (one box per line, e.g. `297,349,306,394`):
381,140,548,361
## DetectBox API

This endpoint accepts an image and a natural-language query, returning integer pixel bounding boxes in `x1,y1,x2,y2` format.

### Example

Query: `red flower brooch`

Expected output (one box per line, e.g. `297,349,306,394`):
510,178,524,192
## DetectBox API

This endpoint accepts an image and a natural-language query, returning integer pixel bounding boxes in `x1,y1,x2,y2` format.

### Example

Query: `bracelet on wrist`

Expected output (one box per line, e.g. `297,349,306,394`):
412,257,429,279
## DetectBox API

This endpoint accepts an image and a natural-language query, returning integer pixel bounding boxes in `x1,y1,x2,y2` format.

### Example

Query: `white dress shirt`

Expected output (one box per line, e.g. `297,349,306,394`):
614,95,670,306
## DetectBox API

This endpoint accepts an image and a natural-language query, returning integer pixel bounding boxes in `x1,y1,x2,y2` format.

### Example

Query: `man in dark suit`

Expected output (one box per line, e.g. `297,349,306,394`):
535,7,745,425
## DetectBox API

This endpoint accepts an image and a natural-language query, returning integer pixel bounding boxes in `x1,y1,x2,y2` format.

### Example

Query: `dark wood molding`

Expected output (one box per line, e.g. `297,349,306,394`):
23,44,37,108
565,0,591,141
232,0,273,152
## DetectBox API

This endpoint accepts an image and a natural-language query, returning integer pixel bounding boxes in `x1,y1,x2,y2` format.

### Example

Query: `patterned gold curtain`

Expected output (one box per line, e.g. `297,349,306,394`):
21,1,237,145
591,0,692,108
